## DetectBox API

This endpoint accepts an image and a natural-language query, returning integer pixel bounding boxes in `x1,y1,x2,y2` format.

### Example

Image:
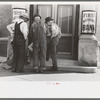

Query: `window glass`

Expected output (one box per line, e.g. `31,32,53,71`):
58,5,73,34
38,5,52,22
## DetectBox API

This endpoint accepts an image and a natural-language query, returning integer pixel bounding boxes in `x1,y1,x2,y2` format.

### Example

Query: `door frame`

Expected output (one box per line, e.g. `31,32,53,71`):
29,4,79,60
73,5,80,60
56,4,76,59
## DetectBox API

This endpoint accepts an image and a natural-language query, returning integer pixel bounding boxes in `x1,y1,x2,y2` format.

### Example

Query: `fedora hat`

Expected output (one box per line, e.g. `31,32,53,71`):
33,14,41,20
45,17,53,23
19,13,29,20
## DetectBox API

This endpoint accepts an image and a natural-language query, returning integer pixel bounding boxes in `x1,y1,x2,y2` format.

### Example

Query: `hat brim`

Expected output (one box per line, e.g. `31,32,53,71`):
45,19,54,23
20,15,29,20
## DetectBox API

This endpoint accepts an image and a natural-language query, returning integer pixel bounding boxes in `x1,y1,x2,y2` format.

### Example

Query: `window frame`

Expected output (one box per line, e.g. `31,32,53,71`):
57,5,74,36
37,4,52,20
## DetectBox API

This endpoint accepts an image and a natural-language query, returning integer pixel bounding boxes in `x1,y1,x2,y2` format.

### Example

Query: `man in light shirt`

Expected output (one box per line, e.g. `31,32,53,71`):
45,17,62,71
11,13,29,73
6,18,19,66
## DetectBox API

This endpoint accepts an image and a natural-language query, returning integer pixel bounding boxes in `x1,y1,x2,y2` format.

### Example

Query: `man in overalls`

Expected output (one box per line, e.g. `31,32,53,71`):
30,14,47,73
45,17,62,71
12,13,29,72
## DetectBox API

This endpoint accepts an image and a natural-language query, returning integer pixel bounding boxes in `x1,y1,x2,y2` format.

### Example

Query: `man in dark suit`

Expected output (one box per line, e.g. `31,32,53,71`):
30,14,47,73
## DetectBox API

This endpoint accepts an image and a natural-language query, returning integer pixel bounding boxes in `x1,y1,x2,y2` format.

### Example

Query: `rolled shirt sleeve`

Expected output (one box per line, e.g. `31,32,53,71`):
6,23,15,35
51,23,62,38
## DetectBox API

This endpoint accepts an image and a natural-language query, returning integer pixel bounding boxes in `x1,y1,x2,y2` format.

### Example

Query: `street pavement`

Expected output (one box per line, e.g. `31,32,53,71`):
0,56,100,81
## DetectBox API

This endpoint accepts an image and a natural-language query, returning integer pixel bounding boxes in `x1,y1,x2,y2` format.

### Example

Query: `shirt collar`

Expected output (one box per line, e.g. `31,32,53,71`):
17,19,24,24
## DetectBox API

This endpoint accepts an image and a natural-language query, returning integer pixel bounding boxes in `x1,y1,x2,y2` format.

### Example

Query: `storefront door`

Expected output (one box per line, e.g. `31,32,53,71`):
57,5,74,59
30,4,79,59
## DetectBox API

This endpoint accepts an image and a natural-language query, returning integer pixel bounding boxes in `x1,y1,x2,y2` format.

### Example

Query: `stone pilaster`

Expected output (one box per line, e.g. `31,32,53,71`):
78,34,99,66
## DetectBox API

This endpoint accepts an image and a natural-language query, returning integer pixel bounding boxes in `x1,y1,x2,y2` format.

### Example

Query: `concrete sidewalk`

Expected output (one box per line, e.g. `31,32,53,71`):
0,69,100,81
0,56,99,81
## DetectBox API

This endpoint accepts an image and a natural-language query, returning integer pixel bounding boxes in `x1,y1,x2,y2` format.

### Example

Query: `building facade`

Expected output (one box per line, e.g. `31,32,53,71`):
0,2,100,68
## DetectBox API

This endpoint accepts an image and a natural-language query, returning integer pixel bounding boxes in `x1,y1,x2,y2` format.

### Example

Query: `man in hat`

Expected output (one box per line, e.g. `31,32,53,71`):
6,18,19,67
30,14,47,72
12,13,29,72
45,17,62,71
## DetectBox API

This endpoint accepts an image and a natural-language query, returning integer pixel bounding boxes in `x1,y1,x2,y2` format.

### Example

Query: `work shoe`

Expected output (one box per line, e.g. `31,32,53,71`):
41,67,46,70
34,66,38,70
33,69,43,73
31,66,39,73
40,67,46,73
16,70,24,73
11,69,16,72
34,67,46,73
52,67,58,71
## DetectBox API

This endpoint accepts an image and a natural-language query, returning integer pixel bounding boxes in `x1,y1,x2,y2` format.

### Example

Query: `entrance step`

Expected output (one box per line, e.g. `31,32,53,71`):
0,57,97,73
57,53,72,59
58,66,97,73
46,59,97,73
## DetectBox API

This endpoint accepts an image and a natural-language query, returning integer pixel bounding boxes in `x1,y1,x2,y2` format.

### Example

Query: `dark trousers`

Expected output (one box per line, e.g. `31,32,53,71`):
46,35,59,68
12,41,25,72
33,45,46,68
47,43,57,67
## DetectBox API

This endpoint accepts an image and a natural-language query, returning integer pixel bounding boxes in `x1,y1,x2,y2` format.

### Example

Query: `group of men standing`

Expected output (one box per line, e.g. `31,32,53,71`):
7,13,62,73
